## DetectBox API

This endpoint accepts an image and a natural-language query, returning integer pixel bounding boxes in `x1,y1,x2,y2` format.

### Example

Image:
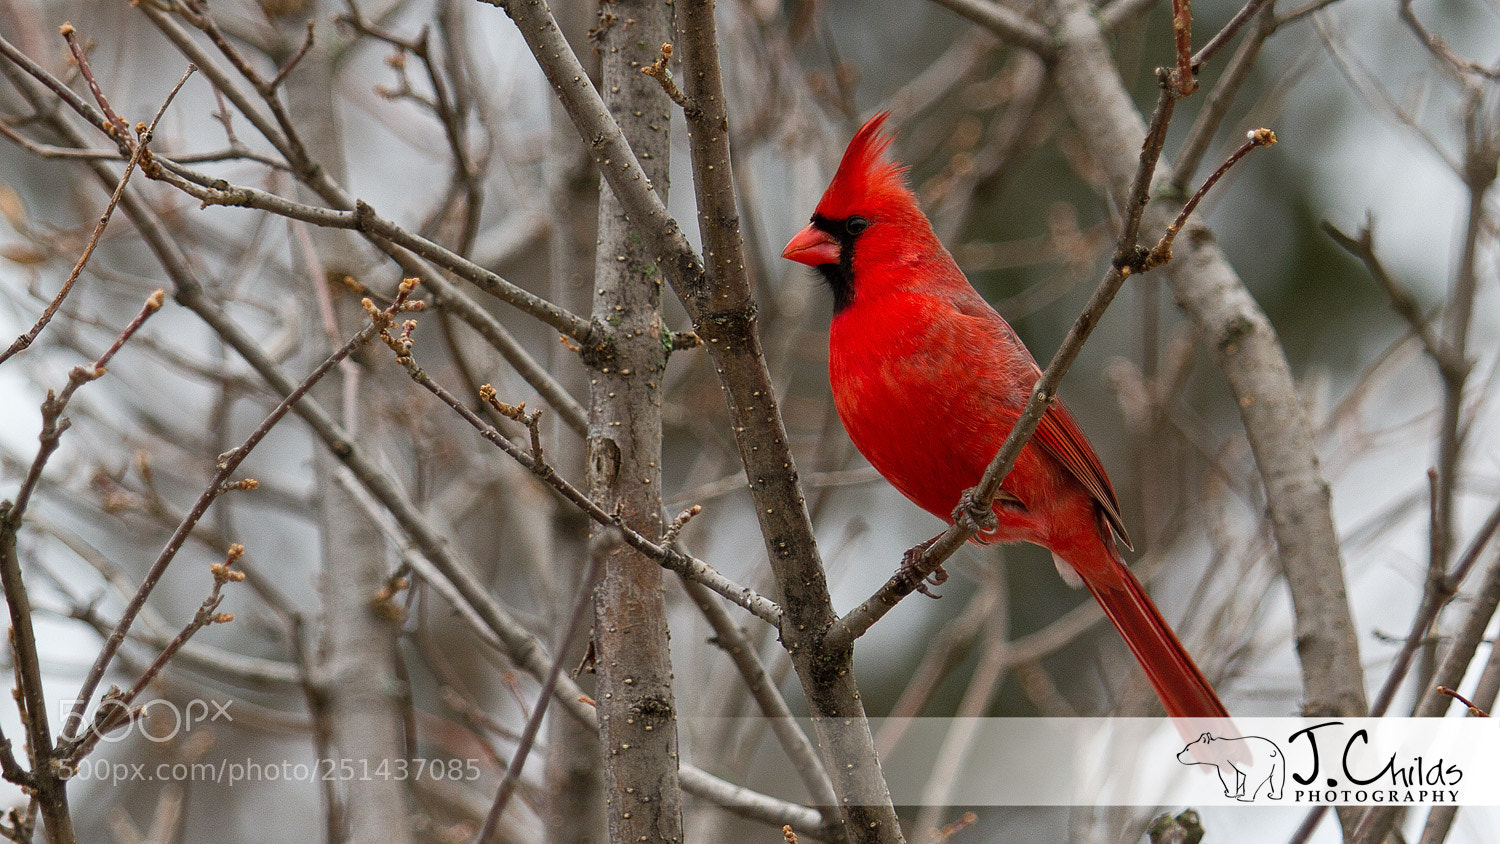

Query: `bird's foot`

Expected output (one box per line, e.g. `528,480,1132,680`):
952,488,1001,538
898,536,947,599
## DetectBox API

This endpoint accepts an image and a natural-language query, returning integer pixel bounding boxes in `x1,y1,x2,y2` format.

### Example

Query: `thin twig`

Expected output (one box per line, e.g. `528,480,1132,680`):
1312,13,1460,175
1397,0,1500,82
57,285,419,757
0,65,192,366
477,534,606,840
927,0,1056,58
1055,0,1369,721
0,56,819,832
120,1,592,352
148,158,596,342
1323,219,1467,382
1169,0,1198,95
0,33,109,136
1190,0,1274,71
0,123,285,169
60,23,128,140
1353,546,1500,844
0,730,29,789
1436,685,1490,717
1363,496,1500,718
1172,0,1276,192
1287,806,1330,844
680,577,840,821
6,289,165,542
1147,129,1276,266
381,324,783,626
640,43,701,120
268,21,316,91
65,546,245,763
0,288,163,844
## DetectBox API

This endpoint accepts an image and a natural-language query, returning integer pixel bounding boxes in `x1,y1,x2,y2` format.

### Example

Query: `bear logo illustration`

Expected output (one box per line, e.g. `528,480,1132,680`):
1176,732,1285,801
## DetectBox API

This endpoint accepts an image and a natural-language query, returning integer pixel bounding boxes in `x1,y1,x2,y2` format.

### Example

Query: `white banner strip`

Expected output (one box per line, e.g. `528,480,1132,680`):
681,717,1500,808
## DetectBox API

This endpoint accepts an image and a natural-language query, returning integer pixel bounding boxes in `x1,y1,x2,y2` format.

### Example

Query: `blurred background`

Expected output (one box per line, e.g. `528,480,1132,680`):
0,0,1496,841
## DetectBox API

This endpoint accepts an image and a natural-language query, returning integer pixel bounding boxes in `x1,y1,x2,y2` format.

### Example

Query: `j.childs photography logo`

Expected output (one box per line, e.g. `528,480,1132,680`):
1174,720,1468,805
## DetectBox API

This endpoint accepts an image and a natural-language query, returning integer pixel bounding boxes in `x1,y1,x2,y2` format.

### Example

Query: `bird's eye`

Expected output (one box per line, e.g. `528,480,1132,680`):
845,216,870,236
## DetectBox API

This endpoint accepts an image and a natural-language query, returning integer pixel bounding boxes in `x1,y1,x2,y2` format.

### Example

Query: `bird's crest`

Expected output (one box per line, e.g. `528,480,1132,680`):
814,112,915,221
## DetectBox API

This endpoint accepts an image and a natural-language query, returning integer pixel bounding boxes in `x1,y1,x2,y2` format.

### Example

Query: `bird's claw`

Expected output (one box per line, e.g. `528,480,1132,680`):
898,540,947,599
952,488,1000,536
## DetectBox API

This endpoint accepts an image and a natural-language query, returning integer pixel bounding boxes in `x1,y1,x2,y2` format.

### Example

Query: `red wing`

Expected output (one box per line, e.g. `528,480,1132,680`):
947,292,1131,548
1034,401,1132,549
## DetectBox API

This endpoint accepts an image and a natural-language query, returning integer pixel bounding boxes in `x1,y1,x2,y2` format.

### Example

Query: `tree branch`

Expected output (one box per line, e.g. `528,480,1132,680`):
479,534,606,839
586,4,686,838
479,1,906,838
1351,543,1500,844
1046,0,1368,721
680,577,840,822
0,287,164,844
0,65,816,831
58,289,408,760
928,0,1056,58
0,65,190,365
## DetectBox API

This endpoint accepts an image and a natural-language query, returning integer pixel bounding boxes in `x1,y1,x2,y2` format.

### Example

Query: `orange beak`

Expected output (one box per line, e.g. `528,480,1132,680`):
782,223,841,267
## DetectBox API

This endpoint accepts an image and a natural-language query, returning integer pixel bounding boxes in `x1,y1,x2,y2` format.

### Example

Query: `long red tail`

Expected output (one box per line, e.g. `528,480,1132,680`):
1081,560,1230,719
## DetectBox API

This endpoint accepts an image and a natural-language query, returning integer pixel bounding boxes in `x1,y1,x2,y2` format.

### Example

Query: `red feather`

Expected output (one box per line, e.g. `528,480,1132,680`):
1035,402,1130,549
785,112,1226,719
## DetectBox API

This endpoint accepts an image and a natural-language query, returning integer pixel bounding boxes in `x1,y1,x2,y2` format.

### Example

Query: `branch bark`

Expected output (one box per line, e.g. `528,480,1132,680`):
1351,545,1500,844
482,0,904,839
588,3,685,842
674,1,900,838
0,39,824,837
282,8,417,838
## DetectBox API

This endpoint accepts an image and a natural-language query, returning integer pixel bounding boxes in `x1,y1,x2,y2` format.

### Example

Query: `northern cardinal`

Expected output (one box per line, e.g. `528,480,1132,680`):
783,113,1228,719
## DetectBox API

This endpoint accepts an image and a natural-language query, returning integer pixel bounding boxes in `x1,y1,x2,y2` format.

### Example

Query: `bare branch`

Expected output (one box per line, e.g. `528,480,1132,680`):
0,64,191,365
0,65,816,830
387,337,784,624
64,545,245,763
1190,0,1275,71
1352,544,1500,843
1172,0,1276,193
1398,0,1500,82
1323,219,1467,382
0,24,598,357
1364,496,1500,718
1048,0,1368,720
58,23,129,141
1169,0,1198,96
1148,128,1277,265
640,43,701,119
681,577,839,821
1434,685,1489,717
478,535,605,839
0,283,165,844
267,21,317,92
927,0,1057,58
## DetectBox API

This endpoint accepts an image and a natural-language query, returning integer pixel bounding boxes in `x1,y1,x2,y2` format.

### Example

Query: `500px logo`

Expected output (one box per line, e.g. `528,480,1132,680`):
59,697,233,744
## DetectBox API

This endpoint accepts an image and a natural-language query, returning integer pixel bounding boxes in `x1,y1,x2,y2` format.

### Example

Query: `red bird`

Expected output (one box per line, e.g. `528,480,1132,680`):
783,113,1228,719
